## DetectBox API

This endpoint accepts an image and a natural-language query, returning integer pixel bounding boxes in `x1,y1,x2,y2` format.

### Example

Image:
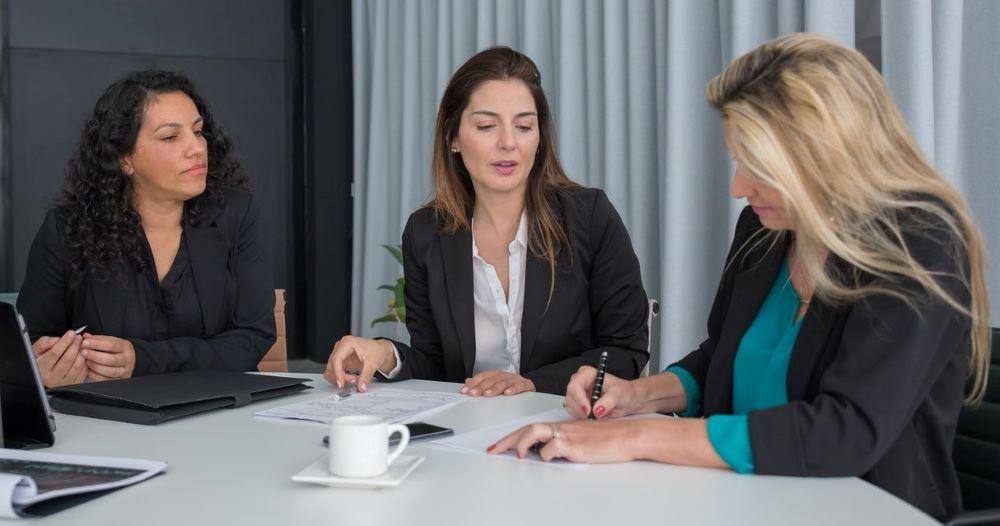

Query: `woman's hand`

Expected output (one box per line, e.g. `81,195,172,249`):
324,335,397,392
460,370,535,397
80,334,136,381
565,365,640,419
487,419,644,463
32,331,88,388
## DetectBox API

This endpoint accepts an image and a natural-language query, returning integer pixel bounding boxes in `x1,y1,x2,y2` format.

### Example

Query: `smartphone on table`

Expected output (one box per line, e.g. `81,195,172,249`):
322,422,453,447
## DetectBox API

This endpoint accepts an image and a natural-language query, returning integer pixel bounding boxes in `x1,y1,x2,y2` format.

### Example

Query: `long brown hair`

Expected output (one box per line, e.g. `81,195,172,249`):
430,46,578,300
707,34,990,404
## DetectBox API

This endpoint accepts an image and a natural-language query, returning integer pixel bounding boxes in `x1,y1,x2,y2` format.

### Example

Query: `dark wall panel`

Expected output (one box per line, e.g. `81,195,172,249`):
9,49,153,282
5,0,301,355
9,0,284,60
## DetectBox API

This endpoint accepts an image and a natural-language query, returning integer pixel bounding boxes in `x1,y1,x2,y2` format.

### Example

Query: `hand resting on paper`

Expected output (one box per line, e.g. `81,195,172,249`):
323,335,398,393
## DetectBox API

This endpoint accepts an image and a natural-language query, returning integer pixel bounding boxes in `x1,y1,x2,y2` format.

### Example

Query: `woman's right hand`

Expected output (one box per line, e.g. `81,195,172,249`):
32,330,88,388
323,335,397,393
565,365,640,420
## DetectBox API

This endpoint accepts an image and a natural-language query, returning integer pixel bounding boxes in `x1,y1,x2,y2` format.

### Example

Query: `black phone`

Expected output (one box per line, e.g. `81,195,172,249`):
322,422,453,447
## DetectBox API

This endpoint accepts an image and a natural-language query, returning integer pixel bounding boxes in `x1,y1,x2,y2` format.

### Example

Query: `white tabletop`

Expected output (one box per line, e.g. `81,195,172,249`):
29,375,938,525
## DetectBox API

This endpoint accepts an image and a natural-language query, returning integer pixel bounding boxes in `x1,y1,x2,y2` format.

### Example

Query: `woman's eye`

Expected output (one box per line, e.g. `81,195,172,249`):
476,124,495,131
162,136,177,141
516,125,534,132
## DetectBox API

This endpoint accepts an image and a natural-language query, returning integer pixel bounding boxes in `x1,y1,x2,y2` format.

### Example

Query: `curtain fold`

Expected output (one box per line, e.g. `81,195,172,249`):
352,0,994,373
881,0,1000,326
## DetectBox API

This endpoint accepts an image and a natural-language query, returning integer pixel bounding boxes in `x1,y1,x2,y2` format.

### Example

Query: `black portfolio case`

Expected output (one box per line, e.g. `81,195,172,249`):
47,370,312,425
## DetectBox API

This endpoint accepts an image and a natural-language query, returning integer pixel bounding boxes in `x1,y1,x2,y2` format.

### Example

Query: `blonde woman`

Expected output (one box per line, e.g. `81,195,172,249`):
491,34,990,519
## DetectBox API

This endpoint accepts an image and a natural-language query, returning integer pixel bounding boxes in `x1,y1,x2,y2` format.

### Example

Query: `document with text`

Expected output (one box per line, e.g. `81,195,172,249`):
254,387,466,425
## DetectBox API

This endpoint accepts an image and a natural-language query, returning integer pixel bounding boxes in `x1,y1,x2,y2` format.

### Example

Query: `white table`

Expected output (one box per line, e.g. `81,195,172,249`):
30,375,938,525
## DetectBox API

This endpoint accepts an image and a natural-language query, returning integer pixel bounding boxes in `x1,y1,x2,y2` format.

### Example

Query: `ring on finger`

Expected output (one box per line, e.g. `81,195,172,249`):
550,424,561,441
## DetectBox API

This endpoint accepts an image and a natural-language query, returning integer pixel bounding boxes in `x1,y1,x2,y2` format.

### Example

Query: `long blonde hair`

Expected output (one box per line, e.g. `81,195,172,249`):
707,34,991,404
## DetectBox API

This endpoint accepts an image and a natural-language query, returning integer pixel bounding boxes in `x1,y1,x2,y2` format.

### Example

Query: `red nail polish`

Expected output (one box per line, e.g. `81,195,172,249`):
582,405,588,414
487,444,495,452
594,406,605,417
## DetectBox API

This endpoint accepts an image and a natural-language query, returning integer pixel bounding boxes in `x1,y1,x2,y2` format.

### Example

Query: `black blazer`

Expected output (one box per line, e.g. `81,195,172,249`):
673,206,970,518
385,186,649,395
17,187,276,376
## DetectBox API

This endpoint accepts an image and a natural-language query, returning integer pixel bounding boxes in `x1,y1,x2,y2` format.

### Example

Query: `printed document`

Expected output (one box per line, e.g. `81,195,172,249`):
255,387,466,425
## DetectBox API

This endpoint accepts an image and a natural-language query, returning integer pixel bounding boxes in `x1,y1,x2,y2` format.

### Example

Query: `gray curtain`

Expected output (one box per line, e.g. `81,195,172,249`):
881,0,1000,326
352,0,994,372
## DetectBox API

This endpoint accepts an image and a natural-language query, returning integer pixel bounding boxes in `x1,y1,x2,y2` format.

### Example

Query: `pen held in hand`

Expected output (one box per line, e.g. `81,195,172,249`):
74,325,88,335
588,351,609,420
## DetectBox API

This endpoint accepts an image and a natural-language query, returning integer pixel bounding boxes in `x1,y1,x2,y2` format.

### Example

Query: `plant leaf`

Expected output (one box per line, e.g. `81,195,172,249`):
370,314,398,328
381,244,404,266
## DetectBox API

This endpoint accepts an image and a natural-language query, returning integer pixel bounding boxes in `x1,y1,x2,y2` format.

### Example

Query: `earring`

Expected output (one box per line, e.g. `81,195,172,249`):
450,146,459,153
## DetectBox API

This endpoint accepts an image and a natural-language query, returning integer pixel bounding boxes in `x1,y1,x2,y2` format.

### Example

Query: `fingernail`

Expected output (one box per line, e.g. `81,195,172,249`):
359,383,367,392
505,389,512,394
81,350,88,358
336,380,343,389
484,389,492,395
486,444,495,452
582,405,588,414
470,389,478,395
594,406,605,417
460,386,467,394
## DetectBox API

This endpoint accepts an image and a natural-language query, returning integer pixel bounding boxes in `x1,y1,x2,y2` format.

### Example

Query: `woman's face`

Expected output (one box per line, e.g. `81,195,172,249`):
724,121,792,230
453,79,540,200
122,91,208,206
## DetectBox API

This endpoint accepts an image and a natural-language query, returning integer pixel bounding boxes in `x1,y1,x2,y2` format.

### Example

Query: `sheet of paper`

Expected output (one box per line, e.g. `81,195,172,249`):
254,387,466,425
431,408,583,467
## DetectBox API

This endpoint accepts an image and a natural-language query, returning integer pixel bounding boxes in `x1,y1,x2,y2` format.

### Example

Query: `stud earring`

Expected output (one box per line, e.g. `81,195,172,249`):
450,145,459,153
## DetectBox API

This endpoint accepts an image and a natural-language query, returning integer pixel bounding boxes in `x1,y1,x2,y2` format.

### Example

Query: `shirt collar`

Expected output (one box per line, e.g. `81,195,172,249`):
470,208,529,255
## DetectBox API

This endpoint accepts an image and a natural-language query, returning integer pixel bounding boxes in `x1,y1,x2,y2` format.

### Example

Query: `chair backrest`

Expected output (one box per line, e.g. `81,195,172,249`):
0,293,18,306
953,327,1000,511
640,299,660,378
257,289,288,373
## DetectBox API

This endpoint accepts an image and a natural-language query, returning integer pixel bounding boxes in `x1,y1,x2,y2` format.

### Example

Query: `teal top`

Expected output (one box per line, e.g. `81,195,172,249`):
667,259,803,473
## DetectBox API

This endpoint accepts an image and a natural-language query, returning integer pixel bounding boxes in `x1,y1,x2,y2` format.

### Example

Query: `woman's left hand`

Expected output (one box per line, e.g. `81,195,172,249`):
487,419,641,463
80,333,136,381
460,370,535,397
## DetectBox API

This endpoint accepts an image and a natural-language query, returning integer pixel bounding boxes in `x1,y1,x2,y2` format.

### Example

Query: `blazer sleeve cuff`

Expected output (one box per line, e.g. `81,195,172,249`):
707,414,756,474
665,365,702,417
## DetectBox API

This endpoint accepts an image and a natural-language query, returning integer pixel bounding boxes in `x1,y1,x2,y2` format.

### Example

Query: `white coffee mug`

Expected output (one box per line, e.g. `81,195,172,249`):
328,415,410,478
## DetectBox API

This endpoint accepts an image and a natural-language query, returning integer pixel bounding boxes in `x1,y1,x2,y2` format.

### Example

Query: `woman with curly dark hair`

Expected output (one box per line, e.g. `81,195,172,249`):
17,70,275,388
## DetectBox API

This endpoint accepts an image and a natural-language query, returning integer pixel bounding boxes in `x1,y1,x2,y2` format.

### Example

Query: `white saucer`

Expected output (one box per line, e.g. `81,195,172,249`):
292,455,424,489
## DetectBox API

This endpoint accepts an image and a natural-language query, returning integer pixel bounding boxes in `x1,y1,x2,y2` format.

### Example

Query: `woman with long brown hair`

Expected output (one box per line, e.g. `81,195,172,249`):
491,34,989,519
324,47,649,396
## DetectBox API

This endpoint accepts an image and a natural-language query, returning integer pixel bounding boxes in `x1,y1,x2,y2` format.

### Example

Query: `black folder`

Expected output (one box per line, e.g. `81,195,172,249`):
46,371,312,425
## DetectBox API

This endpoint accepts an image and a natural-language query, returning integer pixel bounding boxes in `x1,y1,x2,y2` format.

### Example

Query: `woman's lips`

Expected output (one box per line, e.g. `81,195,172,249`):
751,205,773,215
491,161,518,176
182,164,207,176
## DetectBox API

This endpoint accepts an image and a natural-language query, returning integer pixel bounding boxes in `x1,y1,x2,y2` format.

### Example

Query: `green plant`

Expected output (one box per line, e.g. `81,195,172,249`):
370,244,406,327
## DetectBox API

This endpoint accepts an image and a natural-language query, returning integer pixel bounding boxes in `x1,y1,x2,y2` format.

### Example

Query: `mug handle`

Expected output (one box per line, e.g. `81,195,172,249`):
385,424,410,466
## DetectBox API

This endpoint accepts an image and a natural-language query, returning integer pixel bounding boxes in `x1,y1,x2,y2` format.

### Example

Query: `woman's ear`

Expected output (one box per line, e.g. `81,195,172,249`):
120,157,134,176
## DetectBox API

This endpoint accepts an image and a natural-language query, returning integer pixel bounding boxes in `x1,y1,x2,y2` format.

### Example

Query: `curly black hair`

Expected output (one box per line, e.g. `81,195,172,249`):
56,70,250,283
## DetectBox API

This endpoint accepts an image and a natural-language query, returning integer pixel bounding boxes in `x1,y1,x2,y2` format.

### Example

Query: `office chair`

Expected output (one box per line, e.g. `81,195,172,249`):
257,289,289,372
640,299,660,378
946,327,1000,526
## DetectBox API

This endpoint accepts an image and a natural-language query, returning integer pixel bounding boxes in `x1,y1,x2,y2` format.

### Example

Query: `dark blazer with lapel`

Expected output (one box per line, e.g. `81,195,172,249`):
385,186,649,395
673,205,970,518
17,187,276,375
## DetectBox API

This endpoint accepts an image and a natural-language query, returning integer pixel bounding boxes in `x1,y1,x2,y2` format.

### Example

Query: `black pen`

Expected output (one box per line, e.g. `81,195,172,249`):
589,351,609,420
